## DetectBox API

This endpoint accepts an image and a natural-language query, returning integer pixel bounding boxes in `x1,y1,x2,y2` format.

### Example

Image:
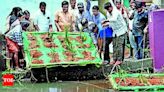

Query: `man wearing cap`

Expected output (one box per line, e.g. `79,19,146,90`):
104,0,128,65
129,1,148,59
76,1,92,31
55,1,75,32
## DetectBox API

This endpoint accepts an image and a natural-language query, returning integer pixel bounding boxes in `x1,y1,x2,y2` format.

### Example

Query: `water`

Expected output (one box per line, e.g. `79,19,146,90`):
0,0,98,33
0,80,115,92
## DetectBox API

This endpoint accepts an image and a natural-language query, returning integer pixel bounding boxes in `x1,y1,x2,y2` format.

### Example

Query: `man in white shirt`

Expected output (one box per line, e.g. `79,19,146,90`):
34,2,53,32
69,0,78,15
104,1,128,65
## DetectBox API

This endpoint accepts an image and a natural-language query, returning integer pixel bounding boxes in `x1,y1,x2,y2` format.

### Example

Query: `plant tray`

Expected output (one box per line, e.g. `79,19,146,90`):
22,32,102,68
109,73,164,91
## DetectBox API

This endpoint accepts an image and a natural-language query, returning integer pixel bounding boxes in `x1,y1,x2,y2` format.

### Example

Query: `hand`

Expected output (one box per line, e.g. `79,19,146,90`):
143,25,148,34
49,28,53,32
98,49,102,54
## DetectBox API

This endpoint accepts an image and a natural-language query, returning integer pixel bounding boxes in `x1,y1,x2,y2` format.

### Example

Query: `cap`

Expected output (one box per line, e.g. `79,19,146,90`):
81,18,88,26
135,1,142,9
77,2,84,8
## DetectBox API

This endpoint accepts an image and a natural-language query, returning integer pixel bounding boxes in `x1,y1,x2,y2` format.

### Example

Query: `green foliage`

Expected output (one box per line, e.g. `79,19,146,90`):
64,26,74,53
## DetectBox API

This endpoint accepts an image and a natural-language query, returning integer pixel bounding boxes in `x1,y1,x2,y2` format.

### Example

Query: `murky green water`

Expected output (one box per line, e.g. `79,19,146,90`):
0,80,115,92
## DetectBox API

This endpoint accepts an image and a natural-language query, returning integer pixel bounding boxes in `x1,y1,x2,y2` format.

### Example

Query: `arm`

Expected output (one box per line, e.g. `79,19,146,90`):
49,16,53,32
54,12,62,32
110,0,117,9
143,25,148,34
33,16,40,31
55,21,62,32
129,11,135,20
49,25,53,32
85,0,91,11
71,15,76,32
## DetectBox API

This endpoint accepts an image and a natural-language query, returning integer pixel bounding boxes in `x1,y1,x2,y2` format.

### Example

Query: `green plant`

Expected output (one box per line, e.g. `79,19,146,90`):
138,74,151,86
117,69,128,85
64,26,74,53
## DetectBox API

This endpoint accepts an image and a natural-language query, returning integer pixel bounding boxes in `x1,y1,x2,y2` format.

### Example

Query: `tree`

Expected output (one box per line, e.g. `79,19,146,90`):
98,0,109,16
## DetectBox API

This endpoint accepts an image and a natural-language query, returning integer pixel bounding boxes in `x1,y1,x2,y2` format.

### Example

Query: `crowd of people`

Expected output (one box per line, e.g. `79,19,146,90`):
4,0,160,71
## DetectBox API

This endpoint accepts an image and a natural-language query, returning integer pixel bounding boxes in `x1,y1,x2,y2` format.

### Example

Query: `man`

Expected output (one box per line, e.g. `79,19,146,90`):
55,1,75,32
130,1,148,59
76,2,92,31
69,0,78,15
34,2,53,32
115,0,128,24
22,10,32,31
92,5,106,32
127,0,137,58
104,1,128,65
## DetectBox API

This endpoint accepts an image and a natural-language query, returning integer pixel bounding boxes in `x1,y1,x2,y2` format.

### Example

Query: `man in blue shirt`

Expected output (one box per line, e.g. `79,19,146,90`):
76,1,92,31
92,5,106,32
130,1,148,59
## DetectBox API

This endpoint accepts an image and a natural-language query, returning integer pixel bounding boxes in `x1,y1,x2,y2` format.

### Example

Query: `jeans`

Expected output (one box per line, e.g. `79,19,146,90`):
128,31,137,57
134,36,143,59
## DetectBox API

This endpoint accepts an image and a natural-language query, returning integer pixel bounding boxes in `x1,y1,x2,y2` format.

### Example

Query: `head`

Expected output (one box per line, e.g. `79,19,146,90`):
89,22,98,33
104,2,113,14
39,2,46,15
77,2,84,13
116,0,121,9
135,1,143,13
24,10,30,20
70,0,76,9
81,18,88,28
21,21,30,31
9,7,22,17
17,11,25,21
92,5,99,16
62,1,69,13
130,1,136,9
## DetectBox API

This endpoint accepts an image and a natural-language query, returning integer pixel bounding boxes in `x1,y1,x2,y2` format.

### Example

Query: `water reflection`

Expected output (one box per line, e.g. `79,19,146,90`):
0,80,114,92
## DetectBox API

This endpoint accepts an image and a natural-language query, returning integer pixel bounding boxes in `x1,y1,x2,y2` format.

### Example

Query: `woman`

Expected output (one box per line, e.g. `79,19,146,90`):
5,11,25,71
23,10,34,31
6,7,22,33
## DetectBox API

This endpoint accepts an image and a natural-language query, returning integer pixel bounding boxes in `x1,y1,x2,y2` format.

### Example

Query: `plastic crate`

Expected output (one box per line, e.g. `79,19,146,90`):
22,32,102,68
109,73,164,91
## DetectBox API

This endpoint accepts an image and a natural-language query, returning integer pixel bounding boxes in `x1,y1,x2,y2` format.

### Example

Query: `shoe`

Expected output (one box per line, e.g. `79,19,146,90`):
103,60,109,65
114,61,122,66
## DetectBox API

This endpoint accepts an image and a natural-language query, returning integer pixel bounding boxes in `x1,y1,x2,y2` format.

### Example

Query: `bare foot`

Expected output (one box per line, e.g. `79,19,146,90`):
110,61,116,65
114,61,122,66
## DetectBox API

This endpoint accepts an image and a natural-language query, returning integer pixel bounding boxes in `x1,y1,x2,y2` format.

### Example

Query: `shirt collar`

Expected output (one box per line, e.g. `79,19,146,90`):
94,12,100,18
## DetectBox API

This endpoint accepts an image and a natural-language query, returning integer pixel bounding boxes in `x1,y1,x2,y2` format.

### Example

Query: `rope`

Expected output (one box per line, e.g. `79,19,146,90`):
101,27,110,78
45,67,50,83
29,69,38,82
